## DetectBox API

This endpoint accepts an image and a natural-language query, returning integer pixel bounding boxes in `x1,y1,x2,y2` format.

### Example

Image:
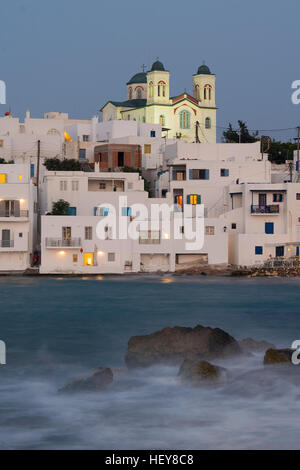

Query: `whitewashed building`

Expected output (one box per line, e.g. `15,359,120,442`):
0,163,36,271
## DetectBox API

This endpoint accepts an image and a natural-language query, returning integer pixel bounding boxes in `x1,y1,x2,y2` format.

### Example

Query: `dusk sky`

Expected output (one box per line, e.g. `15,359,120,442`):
1,0,299,141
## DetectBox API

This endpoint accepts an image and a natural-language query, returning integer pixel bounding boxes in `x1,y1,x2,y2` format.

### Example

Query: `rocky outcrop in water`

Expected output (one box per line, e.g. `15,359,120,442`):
178,358,226,385
125,325,242,368
264,348,294,365
60,367,113,393
239,338,275,354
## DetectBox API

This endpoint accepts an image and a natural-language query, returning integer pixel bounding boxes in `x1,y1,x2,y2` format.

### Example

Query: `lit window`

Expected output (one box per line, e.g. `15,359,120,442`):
0,174,7,184
84,253,94,266
159,115,165,126
187,194,201,205
179,110,191,129
0,140,3,147
144,144,151,154
73,254,78,263
18,174,23,181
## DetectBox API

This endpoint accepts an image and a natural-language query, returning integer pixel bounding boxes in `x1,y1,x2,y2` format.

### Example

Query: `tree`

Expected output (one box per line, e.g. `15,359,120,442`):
267,140,296,164
223,121,259,143
44,158,81,171
52,199,70,215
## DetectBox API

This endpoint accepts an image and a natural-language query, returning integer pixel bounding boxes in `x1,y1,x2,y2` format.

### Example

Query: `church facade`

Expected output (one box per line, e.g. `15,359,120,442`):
101,60,217,143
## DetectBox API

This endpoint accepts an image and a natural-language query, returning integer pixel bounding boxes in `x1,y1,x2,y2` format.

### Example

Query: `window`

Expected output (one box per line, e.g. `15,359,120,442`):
179,110,191,129
144,144,151,154
122,207,132,217
159,115,165,126
204,84,212,100
128,87,133,100
136,88,142,99
94,207,109,216
265,222,274,234
82,135,90,142
18,174,23,181
85,226,92,240
79,149,86,160
255,246,263,255
128,182,133,190
231,223,237,229
205,226,215,235
62,227,71,239
173,170,185,181
72,181,79,191
108,252,115,262
273,193,283,202
60,180,67,191
142,116,146,123
174,195,183,207
0,140,3,147
150,131,156,138
194,85,199,100
189,169,209,180
187,194,201,205
220,169,229,177
205,117,211,129
297,194,300,200
73,254,78,263
276,246,284,257
139,230,160,244
99,182,106,189
68,207,77,216
149,82,154,98
0,174,7,184
30,164,35,178
19,233,23,238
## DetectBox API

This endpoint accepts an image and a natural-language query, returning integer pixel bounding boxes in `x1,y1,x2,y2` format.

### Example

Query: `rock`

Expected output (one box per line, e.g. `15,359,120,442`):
264,348,294,365
60,367,113,393
125,325,242,368
239,338,275,354
178,358,226,385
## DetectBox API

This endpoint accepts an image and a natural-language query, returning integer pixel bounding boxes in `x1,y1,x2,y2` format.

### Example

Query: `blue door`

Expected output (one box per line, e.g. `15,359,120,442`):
68,207,77,216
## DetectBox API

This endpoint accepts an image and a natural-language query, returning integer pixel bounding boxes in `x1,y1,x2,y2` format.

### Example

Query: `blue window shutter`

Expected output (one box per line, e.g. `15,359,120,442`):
279,194,283,202
68,207,76,216
205,169,210,180
94,207,97,216
122,208,127,216
297,247,299,256
225,169,229,177
128,207,132,217
187,195,191,204
104,208,109,216
30,164,35,177
197,195,201,204
255,246,263,255
189,169,193,180
265,222,274,234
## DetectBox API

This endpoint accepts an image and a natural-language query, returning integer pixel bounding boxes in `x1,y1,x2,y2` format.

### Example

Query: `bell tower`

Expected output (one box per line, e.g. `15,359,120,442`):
193,63,216,107
147,60,170,105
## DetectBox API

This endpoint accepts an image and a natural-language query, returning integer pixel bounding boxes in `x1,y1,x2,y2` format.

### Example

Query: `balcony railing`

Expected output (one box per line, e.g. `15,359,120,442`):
0,240,14,248
46,238,81,248
251,205,279,214
0,210,29,218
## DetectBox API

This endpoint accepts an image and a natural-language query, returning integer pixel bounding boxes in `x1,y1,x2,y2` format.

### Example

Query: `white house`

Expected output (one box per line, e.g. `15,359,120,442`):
0,163,36,271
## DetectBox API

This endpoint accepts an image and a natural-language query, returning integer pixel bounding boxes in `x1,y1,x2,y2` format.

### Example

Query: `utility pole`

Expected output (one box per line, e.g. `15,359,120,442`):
288,161,293,182
297,127,300,172
36,140,41,254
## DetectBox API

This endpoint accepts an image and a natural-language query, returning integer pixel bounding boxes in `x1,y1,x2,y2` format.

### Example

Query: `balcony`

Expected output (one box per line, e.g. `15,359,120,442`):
251,205,279,214
46,238,81,248
0,210,29,218
0,240,14,248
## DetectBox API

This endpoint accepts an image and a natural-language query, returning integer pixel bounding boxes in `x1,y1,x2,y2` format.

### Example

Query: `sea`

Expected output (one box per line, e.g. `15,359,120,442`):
0,275,299,450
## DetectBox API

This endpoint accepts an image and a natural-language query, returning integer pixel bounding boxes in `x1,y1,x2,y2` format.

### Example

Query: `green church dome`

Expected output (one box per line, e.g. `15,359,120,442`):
126,72,147,85
197,64,211,75
151,60,165,71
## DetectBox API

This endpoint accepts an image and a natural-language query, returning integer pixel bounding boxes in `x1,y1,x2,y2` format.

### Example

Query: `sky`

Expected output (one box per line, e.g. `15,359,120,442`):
0,0,299,142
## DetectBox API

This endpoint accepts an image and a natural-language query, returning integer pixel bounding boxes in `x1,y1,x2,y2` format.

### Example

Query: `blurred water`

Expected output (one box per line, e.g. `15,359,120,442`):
0,275,300,449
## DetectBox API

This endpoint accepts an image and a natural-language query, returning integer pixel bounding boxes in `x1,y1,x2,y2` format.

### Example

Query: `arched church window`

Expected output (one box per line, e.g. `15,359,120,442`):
149,82,154,98
47,128,60,136
136,88,142,99
128,87,133,100
204,84,212,100
179,110,191,129
159,115,165,126
194,85,199,100
205,117,211,129
158,85,161,97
